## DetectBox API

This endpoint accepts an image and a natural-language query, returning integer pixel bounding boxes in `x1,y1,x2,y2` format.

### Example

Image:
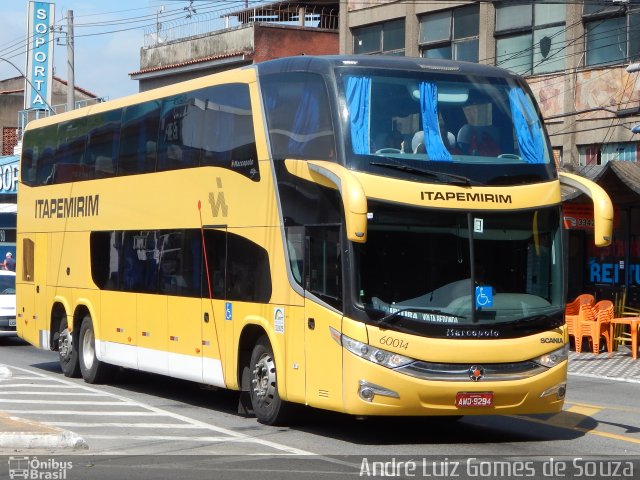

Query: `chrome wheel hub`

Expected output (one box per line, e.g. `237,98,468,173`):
59,328,72,359
252,353,276,408
82,328,95,370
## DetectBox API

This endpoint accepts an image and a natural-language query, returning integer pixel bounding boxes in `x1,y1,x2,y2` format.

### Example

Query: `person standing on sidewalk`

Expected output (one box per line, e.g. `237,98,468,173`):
2,252,15,272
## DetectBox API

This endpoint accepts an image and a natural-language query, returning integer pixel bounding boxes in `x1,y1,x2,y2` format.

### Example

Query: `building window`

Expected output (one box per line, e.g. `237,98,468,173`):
495,1,566,75
353,19,405,55
419,5,479,62
2,127,17,156
578,142,638,166
584,2,640,67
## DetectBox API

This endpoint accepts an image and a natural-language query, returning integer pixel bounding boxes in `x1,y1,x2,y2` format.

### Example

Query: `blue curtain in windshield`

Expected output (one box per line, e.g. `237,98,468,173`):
288,85,320,155
346,76,371,154
509,87,545,164
420,82,452,161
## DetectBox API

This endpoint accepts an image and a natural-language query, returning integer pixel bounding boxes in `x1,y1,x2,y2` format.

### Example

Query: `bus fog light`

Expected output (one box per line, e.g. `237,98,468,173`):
359,386,375,402
540,382,566,399
358,380,400,402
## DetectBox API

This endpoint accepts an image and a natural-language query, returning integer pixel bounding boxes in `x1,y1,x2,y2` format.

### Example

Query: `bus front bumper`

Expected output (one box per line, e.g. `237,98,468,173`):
341,353,567,417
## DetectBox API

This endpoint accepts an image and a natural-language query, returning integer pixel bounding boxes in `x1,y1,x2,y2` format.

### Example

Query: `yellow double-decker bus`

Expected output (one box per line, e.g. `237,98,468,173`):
17,56,612,425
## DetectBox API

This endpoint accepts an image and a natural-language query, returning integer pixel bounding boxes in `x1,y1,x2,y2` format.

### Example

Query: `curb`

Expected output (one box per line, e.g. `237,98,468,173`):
1,364,87,450
0,413,88,450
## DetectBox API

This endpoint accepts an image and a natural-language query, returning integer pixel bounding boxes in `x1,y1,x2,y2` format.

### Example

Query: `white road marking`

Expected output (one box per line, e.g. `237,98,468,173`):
0,391,105,396
0,410,163,416
47,422,209,429
1,364,315,455
0,399,135,405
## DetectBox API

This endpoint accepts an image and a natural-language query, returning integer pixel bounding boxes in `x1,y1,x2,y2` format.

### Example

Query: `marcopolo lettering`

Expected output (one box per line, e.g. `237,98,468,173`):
35,195,99,219
421,191,513,204
446,328,500,338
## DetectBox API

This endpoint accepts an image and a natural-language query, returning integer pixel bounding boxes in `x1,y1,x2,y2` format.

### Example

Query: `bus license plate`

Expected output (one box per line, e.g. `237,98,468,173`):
456,392,493,408
9,319,15,327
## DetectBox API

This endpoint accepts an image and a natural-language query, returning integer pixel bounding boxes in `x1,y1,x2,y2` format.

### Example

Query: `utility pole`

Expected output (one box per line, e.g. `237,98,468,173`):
66,10,75,112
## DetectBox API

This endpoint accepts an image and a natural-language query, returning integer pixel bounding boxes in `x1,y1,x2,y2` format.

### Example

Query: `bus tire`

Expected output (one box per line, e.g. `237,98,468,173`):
78,315,115,384
249,335,291,426
57,316,80,378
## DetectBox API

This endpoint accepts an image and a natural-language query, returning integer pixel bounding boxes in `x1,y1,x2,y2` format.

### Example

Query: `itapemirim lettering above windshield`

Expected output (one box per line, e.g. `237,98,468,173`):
421,191,513,204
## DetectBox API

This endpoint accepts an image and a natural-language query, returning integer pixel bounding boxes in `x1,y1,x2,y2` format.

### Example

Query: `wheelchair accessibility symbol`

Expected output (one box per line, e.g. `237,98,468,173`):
475,286,493,309
225,302,232,321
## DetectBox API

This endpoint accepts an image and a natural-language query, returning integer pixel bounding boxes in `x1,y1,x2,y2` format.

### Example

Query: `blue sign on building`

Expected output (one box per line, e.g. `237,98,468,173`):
0,155,19,195
25,1,55,110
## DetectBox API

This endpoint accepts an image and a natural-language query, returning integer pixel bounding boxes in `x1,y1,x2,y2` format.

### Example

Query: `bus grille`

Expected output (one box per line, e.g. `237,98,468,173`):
395,360,547,382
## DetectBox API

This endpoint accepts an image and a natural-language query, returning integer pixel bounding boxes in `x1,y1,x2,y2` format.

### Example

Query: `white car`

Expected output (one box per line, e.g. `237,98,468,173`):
0,270,16,337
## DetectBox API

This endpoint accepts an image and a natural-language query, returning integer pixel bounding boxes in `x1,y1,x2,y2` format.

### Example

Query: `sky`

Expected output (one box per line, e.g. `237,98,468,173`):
0,1,211,102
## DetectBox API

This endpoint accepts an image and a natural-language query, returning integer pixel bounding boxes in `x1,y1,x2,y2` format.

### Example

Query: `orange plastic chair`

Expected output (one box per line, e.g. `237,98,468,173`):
575,300,614,354
565,294,595,342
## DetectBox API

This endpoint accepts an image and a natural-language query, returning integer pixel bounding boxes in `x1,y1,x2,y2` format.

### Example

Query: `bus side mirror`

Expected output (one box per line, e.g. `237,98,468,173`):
559,172,613,247
285,160,368,243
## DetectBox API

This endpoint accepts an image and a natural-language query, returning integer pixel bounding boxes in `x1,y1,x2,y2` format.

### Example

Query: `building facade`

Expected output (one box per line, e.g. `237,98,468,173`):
130,1,339,91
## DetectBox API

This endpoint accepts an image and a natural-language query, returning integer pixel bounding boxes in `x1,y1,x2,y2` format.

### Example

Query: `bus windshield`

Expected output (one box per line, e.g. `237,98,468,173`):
338,69,554,185
353,203,563,334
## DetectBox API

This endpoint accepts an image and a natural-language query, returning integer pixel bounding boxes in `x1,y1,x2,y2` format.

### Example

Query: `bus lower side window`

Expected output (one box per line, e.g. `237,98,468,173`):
202,229,272,303
157,230,202,297
91,228,271,302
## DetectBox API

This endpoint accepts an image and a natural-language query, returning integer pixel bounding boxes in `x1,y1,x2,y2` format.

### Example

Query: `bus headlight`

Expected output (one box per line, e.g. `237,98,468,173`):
330,327,414,369
534,344,569,368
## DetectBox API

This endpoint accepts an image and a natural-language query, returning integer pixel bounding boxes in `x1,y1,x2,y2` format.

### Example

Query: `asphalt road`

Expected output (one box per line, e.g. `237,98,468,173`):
1,336,639,480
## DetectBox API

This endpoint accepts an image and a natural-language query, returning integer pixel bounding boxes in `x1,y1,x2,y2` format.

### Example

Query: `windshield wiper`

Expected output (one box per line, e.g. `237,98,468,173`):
376,307,465,327
370,161,472,186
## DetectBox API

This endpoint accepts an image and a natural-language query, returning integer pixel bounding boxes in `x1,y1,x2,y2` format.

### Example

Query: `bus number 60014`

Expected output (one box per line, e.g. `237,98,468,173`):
379,336,409,350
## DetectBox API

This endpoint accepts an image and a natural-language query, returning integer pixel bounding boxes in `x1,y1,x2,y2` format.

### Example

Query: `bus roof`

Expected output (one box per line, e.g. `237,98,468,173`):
24,55,517,132
254,55,519,79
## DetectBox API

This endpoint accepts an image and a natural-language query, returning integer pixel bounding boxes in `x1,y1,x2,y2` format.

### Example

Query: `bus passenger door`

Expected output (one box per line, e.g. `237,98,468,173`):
304,225,344,410
201,298,224,387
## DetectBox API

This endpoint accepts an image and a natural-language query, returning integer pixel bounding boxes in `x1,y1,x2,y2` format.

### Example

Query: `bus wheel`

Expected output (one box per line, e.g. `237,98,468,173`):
249,336,290,426
78,315,115,384
57,316,80,378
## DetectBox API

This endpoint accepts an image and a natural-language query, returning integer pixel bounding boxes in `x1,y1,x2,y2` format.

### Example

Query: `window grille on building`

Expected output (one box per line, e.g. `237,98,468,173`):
2,127,17,156
495,1,566,75
419,5,479,63
583,2,640,67
352,19,405,56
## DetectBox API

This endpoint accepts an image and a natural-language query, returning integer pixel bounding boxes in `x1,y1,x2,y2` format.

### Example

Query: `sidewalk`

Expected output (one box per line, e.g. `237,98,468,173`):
568,346,640,383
